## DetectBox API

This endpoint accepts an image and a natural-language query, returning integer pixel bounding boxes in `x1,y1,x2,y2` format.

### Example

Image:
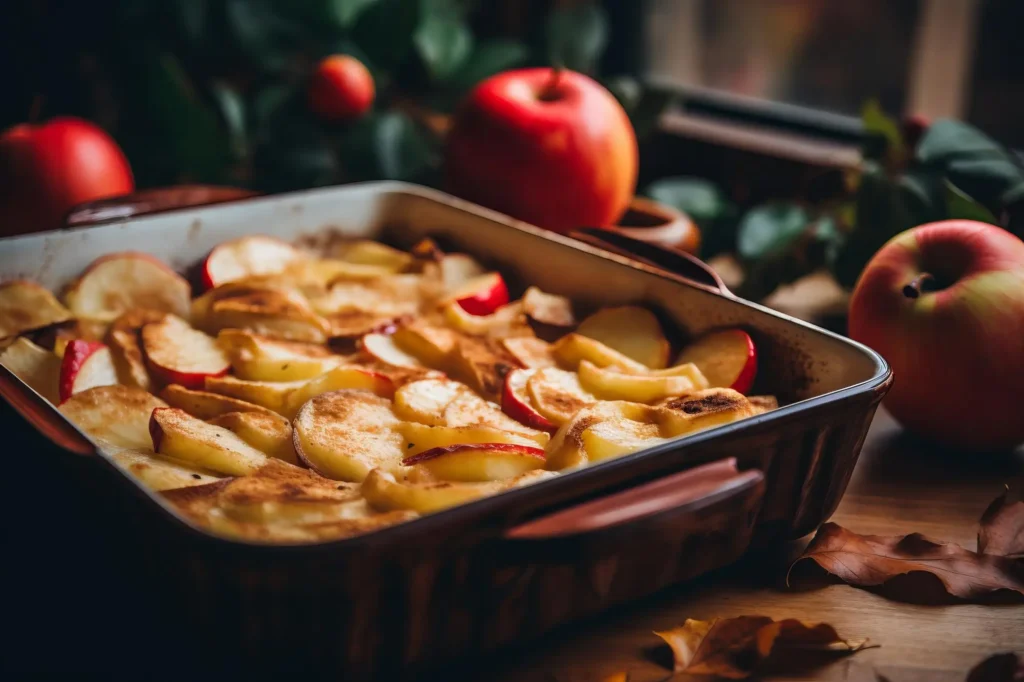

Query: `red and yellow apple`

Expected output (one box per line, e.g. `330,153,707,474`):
849,220,1024,451
445,67,638,233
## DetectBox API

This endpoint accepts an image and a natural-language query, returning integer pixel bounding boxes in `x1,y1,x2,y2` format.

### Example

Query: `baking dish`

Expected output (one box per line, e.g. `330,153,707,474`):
0,182,890,680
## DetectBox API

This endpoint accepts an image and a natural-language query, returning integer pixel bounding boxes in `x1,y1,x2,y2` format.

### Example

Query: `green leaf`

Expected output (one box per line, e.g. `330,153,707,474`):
545,2,608,73
352,0,420,72
174,0,209,50
211,83,247,161
224,0,302,73
945,181,1000,224
250,83,298,141
414,13,473,81
341,111,436,181
328,0,380,27
861,99,905,168
447,40,530,91
252,116,337,192
737,203,809,261
644,177,726,227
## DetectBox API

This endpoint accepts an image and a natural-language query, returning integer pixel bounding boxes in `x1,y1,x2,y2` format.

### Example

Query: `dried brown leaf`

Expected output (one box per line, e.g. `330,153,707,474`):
966,652,1024,682
979,485,1024,559
789,522,1024,602
654,616,871,678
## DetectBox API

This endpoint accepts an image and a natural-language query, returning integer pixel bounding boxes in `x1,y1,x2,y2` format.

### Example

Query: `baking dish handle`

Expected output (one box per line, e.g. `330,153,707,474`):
568,227,733,296
0,366,95,456
65,185,258,227
504,458,763,541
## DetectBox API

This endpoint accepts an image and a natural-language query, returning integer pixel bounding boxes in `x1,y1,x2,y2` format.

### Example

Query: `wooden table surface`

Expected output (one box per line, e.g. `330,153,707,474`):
472,409,1024,682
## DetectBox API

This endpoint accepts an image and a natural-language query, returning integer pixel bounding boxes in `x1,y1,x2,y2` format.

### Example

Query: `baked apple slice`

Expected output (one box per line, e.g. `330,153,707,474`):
393,378,468,426
59,385,167,451
159,384,277,419
654,388,759,437
449,335,521,401
292,390,405,481
445,272,509,316
577,360,708,403
361,332,424,370
333,240,413,271
748,395,779,414
392,321,460,368
674,329,757,394
63,252,191,322
217,329,342,381
550,333,648,373
545,401,660,470
0,337,61,404
501,368,557,433
526,367,595,425
0,280,72,340
501,336,556,369
576,306,670,369
105,309,167,390
200,235,305,289
59,340,118,402
205,290,330,343
208,410,298,465
441,300,530,338
283,366,395,417
438,253,486,290
399,422,547,454
361,468,556,514
150,407,269,476
141,315,229,389
111,449,222,491
204,376,308,415
522,286,575,338
403,443,545,482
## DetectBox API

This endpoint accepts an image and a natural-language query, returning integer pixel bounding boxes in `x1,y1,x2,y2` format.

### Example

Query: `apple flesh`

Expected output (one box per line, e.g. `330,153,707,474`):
217,329,342,381
150,407,269,476
63,252,191,322
446,272,509,316
849,220,1024,451
402,443,545,482
361,468,556,514
445,68,638,232
0,280,72,339
141,315,230,389
58,384,166,451
674,329,757,394
526,366,595,425
361,332,424,370
200,235,305,290
501,368,557,433
0,337,62,404
111,449,222,491
399,421,546,454
551,333,648,373
159,384,277,419
578,359,708,404
283,365,395,417
59,340,118,402
208,410,298,465
105,308,167,391
333,240,413,271
204,375,308,415
577,306,670,369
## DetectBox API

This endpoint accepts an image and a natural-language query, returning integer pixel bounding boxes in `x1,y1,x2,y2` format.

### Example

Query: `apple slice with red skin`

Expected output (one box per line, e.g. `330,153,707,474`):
59,340,118,402
674,329,756,394
141,315,229,389
446,272,509,316
501,368,558,433
402,443,545,482
63,252,191,322
200,235,305,290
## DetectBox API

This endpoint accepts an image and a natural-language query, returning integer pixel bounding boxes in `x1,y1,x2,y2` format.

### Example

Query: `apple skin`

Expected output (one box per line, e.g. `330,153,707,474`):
0,117,133,235
849,220,1024,451
308,55,375,122
445,68,638,233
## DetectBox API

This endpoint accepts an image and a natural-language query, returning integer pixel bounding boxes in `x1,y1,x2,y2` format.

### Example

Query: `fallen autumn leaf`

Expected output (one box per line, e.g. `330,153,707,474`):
978,485,1024,559
653,616,872,678
965,652,1024,682
789,522,1024,602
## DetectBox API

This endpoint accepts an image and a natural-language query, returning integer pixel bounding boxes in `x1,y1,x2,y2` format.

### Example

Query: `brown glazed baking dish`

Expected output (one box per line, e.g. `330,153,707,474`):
0,182,890,680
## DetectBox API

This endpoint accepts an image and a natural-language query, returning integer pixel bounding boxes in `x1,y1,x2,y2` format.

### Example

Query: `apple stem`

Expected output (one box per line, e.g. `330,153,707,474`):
539,66,564,102
902,272,937,299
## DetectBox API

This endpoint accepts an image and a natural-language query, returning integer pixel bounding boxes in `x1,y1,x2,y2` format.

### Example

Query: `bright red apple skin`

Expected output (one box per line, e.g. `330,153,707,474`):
308,55,375,122
0,117,133,235
849,220,1024,451
445,68,638,233
456,274,509,316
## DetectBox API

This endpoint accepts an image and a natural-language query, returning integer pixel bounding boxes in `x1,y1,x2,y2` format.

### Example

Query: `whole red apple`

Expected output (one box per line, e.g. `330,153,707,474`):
0,117,134,236
445,68,638,233
308,55,375,122
849,220,1024,451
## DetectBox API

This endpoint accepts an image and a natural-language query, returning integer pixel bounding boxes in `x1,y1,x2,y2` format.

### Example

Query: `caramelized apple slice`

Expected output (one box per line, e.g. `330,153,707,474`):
0,280,72,339
449,335,521,401
141,315,229,390
206,290,330,343
292,390,405,481
200,235,305,289
674,329,757,394
526,367,595,425
333,240,413,271
748,395,779,414
112,449,222,491
577,360,708,403
581,417,667,463
60,385,167,450
361,332,424,369
208,410,298,465
438,253,486,291
150,407,269,476
0,337,61,404
654,388,758,437
445,272,509,316
59,340,118,402
217,329,342,381
441,385,549,442
283,366,395,417
204,376,308,415
501,368,557,433
399,422,546,454
502,336,556,369
441,300,531,338
64,252,191,322
393,378,468,426
551,333,648,373
160,384,277,419
576,306,670,369
522,286,575,337
392,320,460,368
403,443,545,482
106,309,167,390
544,401,660,470
362,468,556,514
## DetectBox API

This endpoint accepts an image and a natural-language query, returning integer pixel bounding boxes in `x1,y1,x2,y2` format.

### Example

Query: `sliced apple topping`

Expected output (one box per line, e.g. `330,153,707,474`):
283,366,395,417
501,368,557,433
522,286,575,337
205,290,330,343
545,401,662,470
526,366,596,425
577,359,708,404
675,329,757,394
403,443,545,482
47,319,109,358
106,308,167,390
63,252,191,322
501,336,556,369
150,407,269,476
141,315,229,390
292,390,405,481
362,468,556,514
399,422,546,455
748,395,779,414
576,306,670,369
449,335,522,401
217,329,343,381
392,320,461,368
441,300,531,338
333,240,413,271
445,272,509,316
0,280,72,339
360,332,424,369
111,449,222,491
438,253,486,290
200,235,306,289
59,340,118,402
311,275,426,318
441,385,549,443
204,376,308,415
551,333,648,373
654,388,759,437
393,378,468,426
159,384,277,419
59,385,167,451
0,337,61,404
208,410,298,465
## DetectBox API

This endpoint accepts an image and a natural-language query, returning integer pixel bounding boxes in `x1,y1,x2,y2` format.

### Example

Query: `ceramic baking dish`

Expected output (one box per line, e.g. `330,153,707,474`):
0,182,890,680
